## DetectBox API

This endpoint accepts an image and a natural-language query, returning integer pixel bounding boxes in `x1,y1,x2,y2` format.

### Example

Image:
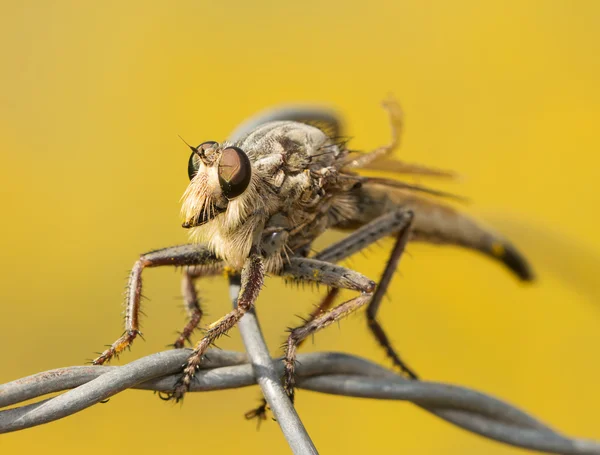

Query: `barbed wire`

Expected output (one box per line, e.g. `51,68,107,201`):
0,278,598,454
1,346,599,454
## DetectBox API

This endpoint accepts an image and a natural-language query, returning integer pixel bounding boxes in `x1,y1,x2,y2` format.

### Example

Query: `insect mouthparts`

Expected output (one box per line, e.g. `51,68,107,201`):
182,205,226,228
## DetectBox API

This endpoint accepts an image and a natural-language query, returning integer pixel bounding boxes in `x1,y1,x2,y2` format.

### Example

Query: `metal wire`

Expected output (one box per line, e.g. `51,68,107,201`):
1,347,599,454
230,275,318,455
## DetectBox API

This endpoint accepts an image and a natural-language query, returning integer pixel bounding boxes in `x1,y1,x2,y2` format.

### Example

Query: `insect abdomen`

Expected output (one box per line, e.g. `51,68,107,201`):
335,184,534,281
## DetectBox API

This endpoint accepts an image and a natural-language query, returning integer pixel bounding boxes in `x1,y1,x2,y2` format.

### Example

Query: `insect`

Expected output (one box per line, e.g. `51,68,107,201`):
92,98,533,408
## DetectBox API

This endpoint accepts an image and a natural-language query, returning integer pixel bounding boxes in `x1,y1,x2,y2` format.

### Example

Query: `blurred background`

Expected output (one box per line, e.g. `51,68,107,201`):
1,1,599,454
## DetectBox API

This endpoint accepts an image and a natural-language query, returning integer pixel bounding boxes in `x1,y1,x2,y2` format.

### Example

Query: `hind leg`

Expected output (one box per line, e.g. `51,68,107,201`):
279,210,414,402
316,209,418,378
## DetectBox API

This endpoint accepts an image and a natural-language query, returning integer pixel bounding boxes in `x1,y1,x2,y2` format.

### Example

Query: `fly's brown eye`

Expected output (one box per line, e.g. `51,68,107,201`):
187,141,218,180
218,146,251,199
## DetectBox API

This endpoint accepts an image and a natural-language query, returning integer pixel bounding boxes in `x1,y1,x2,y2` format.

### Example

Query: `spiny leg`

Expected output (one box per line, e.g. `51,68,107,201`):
300,288,341,346
317,209,418,378
342,98,455,178
343,96,403,169
170,253,264,401
92,244,222,365
248,209,414,416
172,268,216,349
280,258,378,403
244,287,340,421
366,215,418,378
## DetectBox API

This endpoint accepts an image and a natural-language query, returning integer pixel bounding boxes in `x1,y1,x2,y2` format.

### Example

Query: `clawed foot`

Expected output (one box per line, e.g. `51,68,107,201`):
92,330,142,365
171,331,194,349
157,380,190,403
243,362,295,427
159,344,207,402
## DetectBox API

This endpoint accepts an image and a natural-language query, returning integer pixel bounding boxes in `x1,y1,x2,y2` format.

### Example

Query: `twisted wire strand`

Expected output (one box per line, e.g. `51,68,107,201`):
0,348,598,455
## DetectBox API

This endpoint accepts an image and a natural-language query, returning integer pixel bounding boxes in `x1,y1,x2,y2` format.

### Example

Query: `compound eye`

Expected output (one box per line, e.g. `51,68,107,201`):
187,152,200,180
187,141,218,180
218,146,251,199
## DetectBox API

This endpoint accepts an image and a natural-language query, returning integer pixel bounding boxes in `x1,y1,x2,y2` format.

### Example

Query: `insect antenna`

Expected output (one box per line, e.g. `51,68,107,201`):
178,134,207,161
177,134,198,153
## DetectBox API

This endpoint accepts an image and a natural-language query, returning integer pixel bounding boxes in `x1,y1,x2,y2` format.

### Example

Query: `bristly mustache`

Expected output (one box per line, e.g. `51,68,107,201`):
180,171,225,228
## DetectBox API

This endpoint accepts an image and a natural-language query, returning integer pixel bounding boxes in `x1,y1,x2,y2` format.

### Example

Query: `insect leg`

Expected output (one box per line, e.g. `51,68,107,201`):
92,244,222,365
300,288,341,342
316,210,414,264
342,97,403,169
170,253,265,401
317,209,419,377
366,214,418,378
172,268,217,349
279,259,382,403
247,212,414,415
342,98,455,178
244,288,340,421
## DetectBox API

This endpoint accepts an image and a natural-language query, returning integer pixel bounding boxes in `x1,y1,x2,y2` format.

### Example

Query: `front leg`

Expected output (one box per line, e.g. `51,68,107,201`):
170,252,265,401
92,244,222,365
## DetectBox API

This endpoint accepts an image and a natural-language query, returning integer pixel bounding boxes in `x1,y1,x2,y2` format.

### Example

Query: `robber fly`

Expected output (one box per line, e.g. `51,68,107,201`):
92,98,533,406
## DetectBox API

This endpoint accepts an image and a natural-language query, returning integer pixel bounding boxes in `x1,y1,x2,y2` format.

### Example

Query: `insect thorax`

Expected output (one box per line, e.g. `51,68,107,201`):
186,121,359,272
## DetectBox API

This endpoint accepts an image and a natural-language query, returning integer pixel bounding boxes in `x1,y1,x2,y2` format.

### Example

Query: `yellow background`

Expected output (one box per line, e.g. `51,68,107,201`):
1,1,599,454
